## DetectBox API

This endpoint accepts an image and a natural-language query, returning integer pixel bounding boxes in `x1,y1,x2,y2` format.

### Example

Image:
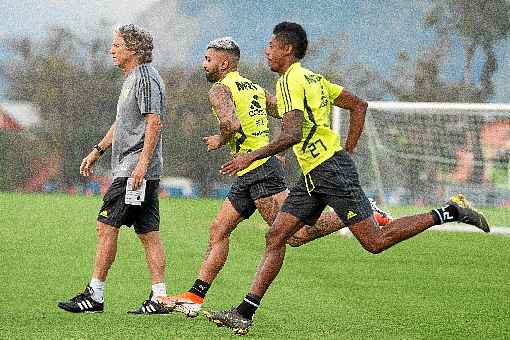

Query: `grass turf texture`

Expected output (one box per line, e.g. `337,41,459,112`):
1,192,509,339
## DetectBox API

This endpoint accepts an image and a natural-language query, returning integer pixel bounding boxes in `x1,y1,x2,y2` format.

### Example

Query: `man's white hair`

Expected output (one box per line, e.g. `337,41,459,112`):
207,37,240,54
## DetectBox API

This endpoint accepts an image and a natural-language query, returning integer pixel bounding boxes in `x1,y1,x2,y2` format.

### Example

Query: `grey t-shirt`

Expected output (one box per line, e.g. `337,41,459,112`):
111,63,165,179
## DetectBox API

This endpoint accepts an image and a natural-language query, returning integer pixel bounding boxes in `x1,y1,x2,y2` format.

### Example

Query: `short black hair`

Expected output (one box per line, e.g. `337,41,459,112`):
273,22,308,59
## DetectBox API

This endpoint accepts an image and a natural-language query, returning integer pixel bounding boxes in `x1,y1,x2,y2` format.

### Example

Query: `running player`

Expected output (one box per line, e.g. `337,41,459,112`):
157,37,392,317
206,22,490,335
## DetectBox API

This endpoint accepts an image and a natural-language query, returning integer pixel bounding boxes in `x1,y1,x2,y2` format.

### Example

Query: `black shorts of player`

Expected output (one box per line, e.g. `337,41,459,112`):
97,177,160,234
227,156,287,219
281,150,372,227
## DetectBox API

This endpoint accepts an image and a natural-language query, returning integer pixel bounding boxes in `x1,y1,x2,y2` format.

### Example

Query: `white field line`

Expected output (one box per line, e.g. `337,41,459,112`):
338,224,510,238
429,224,510,236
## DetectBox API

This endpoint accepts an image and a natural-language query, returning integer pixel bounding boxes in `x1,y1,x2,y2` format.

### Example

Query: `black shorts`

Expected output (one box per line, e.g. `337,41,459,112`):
281,150,372,226
97,177,160,234
227,156,287,219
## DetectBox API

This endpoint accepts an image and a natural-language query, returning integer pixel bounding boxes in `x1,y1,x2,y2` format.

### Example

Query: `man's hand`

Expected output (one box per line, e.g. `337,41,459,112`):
80,151,100,177
221,153,254,176
203,135,223,151
131,163,148,190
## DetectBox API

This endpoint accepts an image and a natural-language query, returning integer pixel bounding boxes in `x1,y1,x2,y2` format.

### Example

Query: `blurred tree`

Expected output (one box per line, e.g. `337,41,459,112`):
2,26,122,190
425,0,510,98
160,66,231,195
424,0,510,184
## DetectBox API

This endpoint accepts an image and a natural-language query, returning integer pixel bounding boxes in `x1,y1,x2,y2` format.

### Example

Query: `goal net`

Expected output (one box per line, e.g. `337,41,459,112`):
333,102,510,208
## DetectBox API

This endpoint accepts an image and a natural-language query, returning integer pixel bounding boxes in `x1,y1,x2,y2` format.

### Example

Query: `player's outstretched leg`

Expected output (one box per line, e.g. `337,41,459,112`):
286,211,342,246
349,193,489,254
287,198,393,247
445,194,489,232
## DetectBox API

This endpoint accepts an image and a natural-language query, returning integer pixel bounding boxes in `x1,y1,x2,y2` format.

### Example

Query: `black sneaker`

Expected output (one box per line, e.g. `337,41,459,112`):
57,285,104,313
203,308,252,335
127,291,174,315
448,194,490,233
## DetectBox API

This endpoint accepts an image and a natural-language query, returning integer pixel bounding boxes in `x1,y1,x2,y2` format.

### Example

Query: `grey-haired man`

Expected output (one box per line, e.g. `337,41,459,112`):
58,24,171,314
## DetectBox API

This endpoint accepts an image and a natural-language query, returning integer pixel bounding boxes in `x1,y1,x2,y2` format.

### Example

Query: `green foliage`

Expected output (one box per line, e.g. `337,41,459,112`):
2,27,122,189
160,66,231,195
1,193,509,339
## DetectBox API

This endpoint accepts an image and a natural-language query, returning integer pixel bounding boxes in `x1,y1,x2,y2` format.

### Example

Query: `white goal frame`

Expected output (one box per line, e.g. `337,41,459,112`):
332,101,510,205
332,101,510,132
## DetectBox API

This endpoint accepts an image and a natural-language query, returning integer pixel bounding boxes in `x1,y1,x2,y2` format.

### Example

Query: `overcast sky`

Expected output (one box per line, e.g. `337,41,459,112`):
1,0,159,39
1,0,509,102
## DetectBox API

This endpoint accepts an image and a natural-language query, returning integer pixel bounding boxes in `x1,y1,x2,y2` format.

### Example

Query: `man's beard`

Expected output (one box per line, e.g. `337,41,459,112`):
205,71,217,83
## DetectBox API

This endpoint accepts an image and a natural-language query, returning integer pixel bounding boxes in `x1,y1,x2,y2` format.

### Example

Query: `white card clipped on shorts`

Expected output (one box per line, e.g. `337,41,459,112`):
125,178,147,206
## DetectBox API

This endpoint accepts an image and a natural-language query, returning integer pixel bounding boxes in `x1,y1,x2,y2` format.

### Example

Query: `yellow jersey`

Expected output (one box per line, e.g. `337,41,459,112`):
214,71,270,176
276,62,343,175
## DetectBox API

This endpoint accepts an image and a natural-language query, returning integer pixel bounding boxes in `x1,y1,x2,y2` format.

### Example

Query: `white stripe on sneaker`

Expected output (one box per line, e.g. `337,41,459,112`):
78,302,84,310
85,299,93,309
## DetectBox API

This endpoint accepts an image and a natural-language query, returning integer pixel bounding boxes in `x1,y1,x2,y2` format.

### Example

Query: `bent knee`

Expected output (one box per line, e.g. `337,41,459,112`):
362,242,385,254
286,237,305,247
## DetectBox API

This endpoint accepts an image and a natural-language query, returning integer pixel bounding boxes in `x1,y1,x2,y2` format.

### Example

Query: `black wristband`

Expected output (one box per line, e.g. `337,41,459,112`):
94,144,105,155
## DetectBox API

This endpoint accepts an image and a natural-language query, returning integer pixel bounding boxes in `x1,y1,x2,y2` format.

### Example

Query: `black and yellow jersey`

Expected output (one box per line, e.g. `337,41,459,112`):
276,62,343,175
214,71,270,176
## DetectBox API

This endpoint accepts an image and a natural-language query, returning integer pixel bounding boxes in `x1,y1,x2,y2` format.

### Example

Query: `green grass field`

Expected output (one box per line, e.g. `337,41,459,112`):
1,193,509,339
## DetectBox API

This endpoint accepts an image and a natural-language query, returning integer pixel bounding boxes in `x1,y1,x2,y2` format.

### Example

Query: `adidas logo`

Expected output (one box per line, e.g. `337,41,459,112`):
347,210,357,220
99,210,108,217
142,303,159,313
78,298,96,311
248,95,265,117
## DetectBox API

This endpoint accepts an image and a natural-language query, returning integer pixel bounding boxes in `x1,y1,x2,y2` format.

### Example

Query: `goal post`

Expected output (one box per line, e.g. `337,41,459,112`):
332,102,510,208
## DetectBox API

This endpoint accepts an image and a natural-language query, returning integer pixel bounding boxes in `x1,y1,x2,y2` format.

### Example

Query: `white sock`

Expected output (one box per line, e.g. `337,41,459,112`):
151,282,167,300
89,278,105,303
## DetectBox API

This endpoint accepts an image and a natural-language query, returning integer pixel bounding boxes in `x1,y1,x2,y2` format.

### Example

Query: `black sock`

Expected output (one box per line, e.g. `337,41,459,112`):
188,279,210,298
236,293,261,320
431,205,460,225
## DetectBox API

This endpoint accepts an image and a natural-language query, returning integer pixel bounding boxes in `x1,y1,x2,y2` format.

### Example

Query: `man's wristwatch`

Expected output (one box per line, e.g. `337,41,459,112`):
94,144,105,155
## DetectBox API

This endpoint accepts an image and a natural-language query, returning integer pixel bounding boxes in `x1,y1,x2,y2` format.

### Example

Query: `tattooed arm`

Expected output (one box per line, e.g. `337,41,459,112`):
264,90,281,118
221,109,303,175
203,83,241,151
